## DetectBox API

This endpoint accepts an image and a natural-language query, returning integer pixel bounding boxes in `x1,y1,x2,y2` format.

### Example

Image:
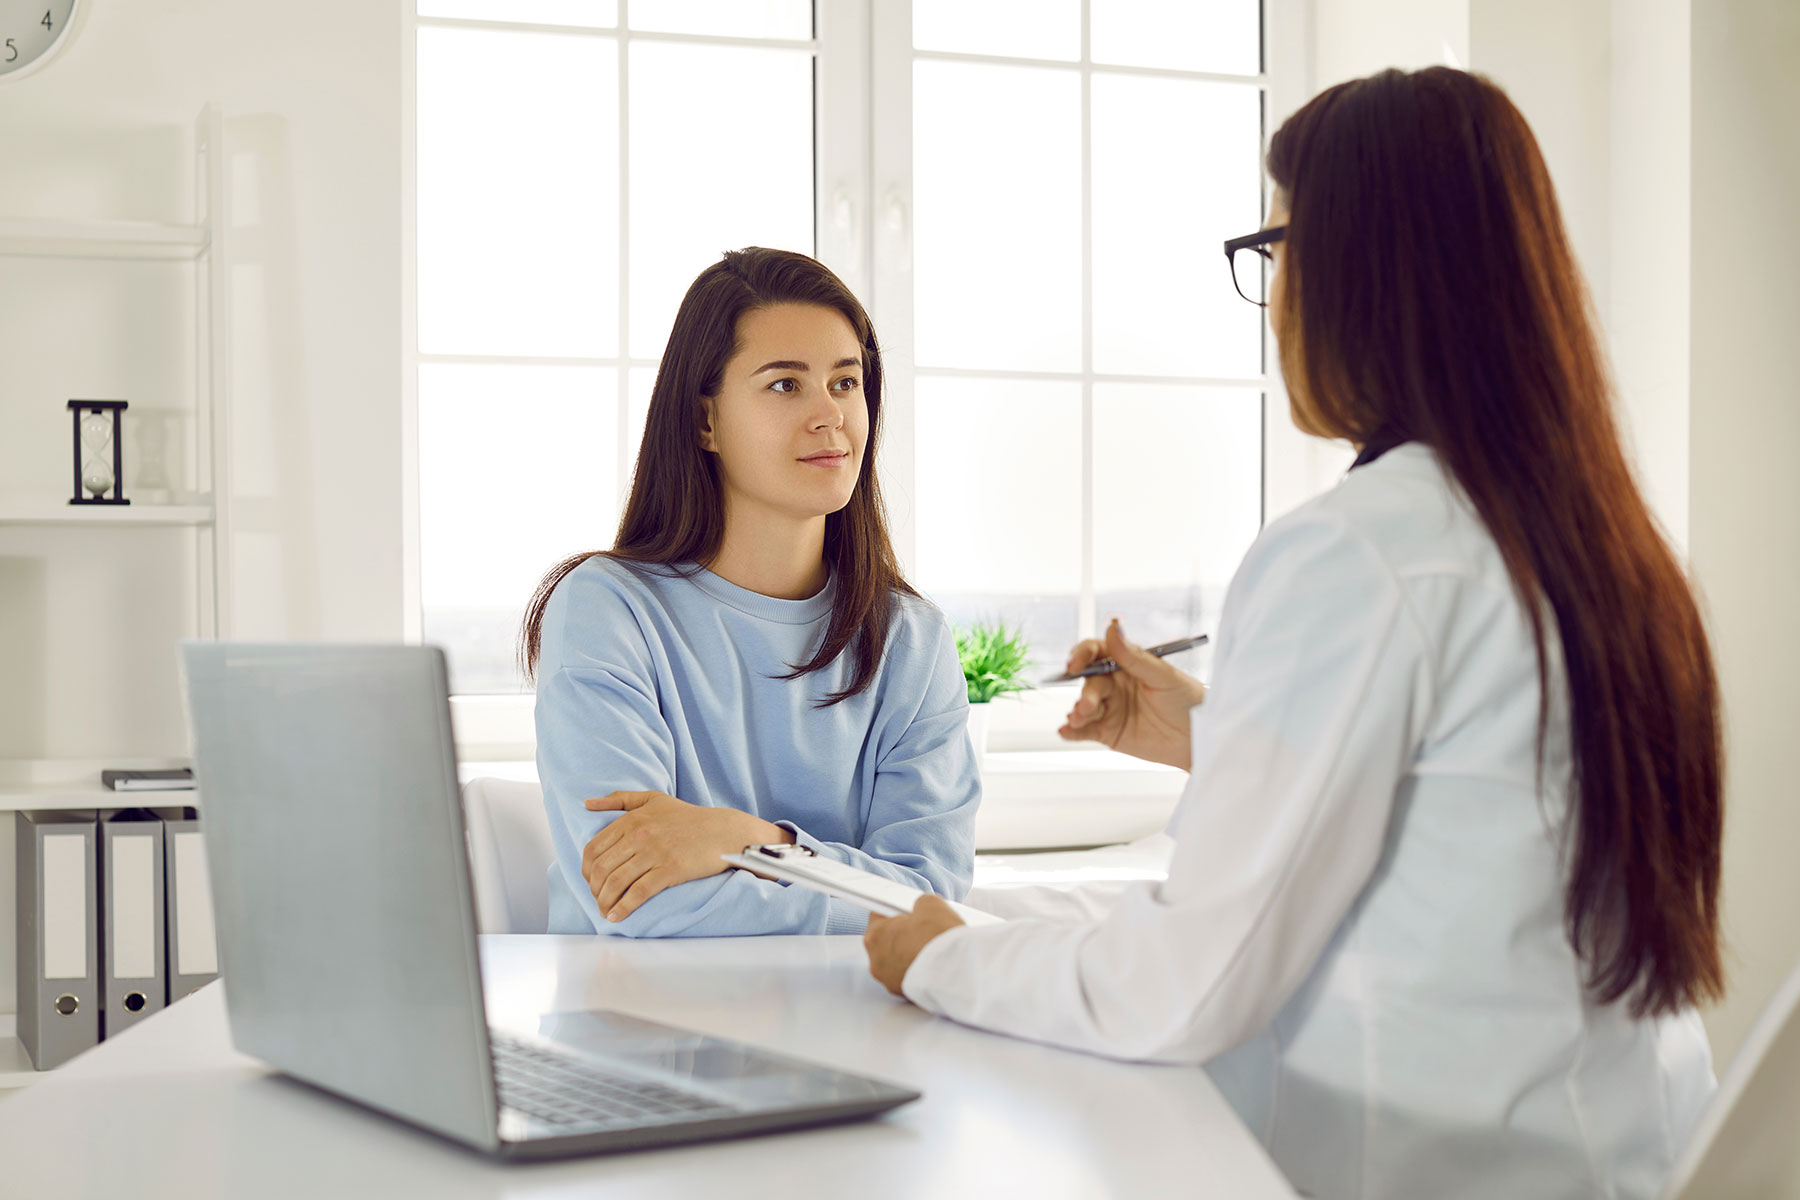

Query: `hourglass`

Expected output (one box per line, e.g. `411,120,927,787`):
67,399,130,506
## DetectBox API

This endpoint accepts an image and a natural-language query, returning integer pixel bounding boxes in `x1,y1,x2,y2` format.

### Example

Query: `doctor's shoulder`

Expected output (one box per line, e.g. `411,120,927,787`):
1224,464,1453,623
1275,448,1466,567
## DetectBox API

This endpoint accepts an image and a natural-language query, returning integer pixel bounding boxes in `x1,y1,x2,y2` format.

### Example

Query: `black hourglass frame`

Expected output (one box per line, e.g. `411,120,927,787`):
68,399,130,506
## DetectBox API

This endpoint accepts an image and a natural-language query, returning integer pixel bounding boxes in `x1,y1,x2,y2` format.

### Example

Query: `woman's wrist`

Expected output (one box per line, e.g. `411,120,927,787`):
745,814,797,847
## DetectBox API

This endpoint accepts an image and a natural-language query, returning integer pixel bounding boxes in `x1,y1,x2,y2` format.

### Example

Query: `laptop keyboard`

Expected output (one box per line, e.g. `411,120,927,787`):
490,1034,738,1129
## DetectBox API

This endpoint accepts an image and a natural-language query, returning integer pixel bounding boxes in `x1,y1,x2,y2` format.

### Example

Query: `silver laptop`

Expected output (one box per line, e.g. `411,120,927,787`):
178,642,918,1160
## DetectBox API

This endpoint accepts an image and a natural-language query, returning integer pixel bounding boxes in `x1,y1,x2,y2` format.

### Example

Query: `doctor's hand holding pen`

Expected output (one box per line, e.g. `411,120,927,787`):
1053,619,1209,772
868,618,1210,996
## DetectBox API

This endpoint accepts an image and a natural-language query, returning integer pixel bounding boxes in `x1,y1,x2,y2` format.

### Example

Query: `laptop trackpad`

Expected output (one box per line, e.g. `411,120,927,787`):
527,1009,902,1107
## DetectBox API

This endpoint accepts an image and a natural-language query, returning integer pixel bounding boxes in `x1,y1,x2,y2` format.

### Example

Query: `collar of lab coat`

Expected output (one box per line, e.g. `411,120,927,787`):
1350,430,1413,471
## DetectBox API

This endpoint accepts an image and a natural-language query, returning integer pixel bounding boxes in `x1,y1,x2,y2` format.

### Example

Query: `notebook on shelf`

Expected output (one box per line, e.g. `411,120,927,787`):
100,768,195,792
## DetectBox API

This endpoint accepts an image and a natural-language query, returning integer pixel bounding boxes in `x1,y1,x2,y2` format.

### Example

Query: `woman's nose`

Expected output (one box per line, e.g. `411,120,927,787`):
810,389,845,430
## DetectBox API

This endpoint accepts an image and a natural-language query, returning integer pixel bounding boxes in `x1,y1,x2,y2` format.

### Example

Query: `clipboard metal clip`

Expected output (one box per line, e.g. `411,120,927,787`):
745,843,816,861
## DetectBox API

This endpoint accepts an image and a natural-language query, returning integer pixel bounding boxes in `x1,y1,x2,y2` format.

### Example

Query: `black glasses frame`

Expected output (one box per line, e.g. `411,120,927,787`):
1223,226,1287,307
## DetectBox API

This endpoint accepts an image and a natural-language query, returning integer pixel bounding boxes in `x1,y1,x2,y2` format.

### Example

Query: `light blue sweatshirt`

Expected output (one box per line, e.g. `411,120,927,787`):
535,555,980,936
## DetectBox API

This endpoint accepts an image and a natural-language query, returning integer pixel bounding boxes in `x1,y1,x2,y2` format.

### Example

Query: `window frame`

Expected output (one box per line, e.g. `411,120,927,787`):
402,0,1327,761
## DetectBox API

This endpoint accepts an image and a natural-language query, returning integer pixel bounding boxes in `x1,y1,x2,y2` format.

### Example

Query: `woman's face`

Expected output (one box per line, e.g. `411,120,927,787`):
1265,190,1291,344
1264,189,1330,436
699,302,870,527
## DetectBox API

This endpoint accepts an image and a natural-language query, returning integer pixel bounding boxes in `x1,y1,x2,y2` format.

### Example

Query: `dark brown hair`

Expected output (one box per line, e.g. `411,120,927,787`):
1268,67,1723,1017
520,247,916,705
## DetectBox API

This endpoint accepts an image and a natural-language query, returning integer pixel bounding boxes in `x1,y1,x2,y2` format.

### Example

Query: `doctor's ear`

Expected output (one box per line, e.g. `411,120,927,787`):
697,395,719,454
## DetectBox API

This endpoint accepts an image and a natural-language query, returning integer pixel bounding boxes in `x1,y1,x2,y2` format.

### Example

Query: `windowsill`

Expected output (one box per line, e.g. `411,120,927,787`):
974,749,1184,849
459,747,1185,853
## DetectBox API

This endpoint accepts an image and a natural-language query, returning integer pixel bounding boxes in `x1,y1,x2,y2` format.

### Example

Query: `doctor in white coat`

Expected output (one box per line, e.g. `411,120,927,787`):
866,66,1724,1200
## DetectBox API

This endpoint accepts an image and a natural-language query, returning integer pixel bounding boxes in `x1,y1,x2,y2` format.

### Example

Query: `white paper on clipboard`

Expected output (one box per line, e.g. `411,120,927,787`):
722,845,1005,927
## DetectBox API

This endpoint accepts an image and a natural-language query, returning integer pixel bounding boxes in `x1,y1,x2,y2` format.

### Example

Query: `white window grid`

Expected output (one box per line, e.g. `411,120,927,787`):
402,0,1324,755
871,3,1273,643
406,7,820,646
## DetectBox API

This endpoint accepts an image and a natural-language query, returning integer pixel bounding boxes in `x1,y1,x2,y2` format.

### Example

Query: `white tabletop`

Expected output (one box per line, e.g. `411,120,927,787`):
0,935,1295,1199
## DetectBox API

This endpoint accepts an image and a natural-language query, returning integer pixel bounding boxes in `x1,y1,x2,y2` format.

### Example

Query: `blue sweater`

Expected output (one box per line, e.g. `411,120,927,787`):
535,556,980,936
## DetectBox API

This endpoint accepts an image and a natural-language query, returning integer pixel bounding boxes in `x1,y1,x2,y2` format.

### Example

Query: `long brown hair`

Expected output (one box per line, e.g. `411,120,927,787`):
520,246,915,705
1268,68,1723,1017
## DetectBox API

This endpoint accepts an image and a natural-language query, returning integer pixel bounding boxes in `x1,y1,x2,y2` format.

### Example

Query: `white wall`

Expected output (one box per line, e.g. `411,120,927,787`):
0,0,404,1017
1315,0,1469,83
1469,0,1614,328
1467,1,1696,563
0,0,406,757
1688,0,1800,1069
1608,0,1693,553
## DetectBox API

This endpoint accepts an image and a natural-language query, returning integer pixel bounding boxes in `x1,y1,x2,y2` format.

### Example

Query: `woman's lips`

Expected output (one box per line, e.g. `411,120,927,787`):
800,451,850,468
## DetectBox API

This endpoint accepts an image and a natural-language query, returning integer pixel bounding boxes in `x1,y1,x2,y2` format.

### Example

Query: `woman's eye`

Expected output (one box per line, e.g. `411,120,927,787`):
769,378,799,394
833,376,861,392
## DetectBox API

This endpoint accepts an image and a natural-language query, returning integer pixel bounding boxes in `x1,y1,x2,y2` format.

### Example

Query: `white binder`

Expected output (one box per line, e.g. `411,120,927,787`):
153,806,219,1001
99,809,168,1038
14,810,101,1070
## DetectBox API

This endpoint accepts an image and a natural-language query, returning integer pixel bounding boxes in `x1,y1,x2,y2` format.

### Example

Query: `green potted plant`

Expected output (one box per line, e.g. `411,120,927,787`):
955,620,1032,761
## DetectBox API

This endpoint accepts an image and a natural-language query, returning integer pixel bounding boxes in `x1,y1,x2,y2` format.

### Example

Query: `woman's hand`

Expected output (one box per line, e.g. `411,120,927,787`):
581,791,794,922
1057,619,1207,770
865,895,966,996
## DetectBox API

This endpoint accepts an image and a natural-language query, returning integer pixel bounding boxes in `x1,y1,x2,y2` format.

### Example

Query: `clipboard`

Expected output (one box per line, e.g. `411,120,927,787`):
721,844,1004,927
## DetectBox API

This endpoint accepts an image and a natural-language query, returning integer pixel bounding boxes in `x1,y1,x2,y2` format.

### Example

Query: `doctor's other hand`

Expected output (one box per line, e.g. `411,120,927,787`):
1058,618,1206,771
865,894,966,997
581,791,794,923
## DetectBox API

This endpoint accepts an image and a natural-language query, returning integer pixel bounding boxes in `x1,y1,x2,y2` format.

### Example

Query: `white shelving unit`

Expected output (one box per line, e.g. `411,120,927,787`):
0,218,207,261
0,105,228,1089
0,760,200,814
0,495,214,526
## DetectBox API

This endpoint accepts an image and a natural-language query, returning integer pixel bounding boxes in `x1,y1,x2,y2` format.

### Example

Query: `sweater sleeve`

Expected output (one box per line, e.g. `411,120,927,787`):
536,569,866,937
899,507,1434,1062
775,609,981,901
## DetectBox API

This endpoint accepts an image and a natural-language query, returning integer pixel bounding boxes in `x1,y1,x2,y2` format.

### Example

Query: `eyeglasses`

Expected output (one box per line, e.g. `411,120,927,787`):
1223,226,1286,307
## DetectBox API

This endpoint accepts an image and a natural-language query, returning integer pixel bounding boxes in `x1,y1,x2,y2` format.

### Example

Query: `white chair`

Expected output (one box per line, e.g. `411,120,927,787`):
1662,956,1800,1198
460,776,554,934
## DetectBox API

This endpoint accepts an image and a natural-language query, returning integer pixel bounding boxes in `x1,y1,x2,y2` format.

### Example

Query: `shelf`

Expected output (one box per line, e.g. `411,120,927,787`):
0,761,199,812
0,496,214,526
0,782,198,812
0,217,208,261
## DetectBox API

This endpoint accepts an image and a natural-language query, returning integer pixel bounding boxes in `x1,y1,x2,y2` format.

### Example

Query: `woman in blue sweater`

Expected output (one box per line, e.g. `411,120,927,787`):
520,247,979,937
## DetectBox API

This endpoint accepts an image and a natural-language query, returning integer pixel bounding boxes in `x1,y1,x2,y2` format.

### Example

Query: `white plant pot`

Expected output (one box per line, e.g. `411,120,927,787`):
966,702,992,763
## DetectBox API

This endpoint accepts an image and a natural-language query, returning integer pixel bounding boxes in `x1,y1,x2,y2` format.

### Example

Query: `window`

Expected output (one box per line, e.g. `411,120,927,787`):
407,1,1289,752
891,0,1266,680
411,2,816,694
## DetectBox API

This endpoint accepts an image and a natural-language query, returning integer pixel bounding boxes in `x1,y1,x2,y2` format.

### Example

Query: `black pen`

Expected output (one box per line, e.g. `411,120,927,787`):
1040,634,1210,684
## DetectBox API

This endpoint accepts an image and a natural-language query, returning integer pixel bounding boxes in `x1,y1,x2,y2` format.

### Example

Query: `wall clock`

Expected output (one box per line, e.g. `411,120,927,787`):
1,1,81,83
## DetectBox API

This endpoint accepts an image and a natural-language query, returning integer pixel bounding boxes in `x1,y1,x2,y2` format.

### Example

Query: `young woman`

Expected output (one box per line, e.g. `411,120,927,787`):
865,68,1723,1200
522,247,979,937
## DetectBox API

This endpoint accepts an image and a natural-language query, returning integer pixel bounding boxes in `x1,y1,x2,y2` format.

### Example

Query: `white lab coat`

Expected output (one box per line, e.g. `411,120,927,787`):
904,444,1714,1200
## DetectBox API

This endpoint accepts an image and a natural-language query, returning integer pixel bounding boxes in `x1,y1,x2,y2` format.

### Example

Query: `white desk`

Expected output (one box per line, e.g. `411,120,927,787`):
0,935,1295,1199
